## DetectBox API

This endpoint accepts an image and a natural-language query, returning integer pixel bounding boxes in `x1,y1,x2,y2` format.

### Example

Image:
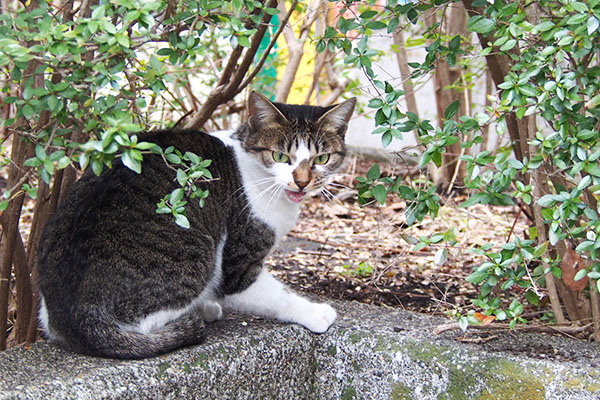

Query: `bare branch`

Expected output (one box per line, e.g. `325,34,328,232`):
185,0,278,129
238,0,299,94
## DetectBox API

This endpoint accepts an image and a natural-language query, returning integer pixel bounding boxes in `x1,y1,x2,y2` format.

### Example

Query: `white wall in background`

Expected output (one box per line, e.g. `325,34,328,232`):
345,35,491,152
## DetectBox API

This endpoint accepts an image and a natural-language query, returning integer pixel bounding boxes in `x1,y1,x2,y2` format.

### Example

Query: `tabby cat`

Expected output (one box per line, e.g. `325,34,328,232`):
37,91,356,359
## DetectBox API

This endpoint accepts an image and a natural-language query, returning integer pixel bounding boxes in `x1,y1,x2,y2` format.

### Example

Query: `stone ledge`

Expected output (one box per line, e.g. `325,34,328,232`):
1,300,600,399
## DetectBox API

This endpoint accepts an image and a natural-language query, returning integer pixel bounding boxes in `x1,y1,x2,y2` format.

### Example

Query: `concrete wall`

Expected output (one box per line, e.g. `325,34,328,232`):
1,300,599,399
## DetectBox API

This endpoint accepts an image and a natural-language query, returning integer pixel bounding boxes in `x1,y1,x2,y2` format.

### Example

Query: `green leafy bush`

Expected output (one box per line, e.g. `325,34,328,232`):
319,0,600,331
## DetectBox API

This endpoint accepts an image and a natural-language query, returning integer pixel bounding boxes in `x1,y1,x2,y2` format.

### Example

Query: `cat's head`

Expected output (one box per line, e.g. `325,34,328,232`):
238,91,356,203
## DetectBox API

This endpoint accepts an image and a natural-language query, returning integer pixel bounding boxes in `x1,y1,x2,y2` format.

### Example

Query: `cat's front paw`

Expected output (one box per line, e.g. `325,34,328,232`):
298,303,337,333
202,300,223,322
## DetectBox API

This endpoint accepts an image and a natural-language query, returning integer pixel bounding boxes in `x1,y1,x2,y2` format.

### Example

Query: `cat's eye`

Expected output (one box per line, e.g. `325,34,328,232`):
314,154,330,165
272,151,290,163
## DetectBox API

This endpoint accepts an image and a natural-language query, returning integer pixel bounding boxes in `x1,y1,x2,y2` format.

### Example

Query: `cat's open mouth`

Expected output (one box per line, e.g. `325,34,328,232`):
285,189,304,203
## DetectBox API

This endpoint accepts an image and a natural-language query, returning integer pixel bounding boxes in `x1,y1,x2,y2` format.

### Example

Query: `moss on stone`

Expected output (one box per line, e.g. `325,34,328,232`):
474,358,545,400
215,345,230,361
398,340,548,400
564,375,600,393
374,336,402,353
402,340,450,366
445,362,479,399
157,362,170,379
341,385,357,399
389,382,413,400
328,345,337,356
348,332,363,344
190,353,208,370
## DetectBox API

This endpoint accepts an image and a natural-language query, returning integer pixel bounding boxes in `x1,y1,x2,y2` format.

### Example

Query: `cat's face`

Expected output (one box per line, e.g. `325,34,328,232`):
240,92,356,203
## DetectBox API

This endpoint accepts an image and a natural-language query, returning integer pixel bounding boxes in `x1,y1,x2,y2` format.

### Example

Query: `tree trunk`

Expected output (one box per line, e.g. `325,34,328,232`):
432,4,468,191
392,29,419,143
274,0,324,103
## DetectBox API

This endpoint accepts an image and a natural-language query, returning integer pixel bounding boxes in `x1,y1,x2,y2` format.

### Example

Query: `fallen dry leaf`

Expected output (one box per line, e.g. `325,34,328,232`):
561,247,588,292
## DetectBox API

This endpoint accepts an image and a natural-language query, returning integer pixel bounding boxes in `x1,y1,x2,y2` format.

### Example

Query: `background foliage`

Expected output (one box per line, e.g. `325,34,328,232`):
326,0,600,335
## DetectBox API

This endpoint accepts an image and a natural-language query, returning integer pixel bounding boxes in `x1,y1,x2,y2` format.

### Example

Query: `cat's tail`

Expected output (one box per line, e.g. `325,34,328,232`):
70,306,206,359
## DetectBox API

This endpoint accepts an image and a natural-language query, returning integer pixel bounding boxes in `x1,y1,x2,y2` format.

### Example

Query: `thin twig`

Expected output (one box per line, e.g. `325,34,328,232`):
237,0,298,94
433,321,592,337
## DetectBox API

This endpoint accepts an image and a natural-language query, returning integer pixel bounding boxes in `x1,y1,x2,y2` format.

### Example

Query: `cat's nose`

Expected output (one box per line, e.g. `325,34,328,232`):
294,180,309,190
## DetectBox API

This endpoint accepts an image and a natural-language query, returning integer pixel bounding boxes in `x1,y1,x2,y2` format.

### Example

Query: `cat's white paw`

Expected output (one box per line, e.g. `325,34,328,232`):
297,302,337,333
202,300,223,322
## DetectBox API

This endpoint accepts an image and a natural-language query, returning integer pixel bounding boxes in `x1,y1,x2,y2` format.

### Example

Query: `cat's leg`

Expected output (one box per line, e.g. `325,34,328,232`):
221,268,336,333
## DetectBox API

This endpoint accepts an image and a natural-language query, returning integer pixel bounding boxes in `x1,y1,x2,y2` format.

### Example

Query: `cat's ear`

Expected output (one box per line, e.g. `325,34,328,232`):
317,97,356,135
248,91,288,130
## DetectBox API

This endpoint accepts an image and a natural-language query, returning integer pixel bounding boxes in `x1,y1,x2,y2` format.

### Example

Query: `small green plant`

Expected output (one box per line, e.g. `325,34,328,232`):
336,261,374,279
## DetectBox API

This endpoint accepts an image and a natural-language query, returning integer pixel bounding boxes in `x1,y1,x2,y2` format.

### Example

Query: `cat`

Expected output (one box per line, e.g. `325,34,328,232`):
37,91,356,359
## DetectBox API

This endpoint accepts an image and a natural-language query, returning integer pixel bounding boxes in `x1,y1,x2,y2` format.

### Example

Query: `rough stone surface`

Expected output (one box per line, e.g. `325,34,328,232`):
1,300,600,399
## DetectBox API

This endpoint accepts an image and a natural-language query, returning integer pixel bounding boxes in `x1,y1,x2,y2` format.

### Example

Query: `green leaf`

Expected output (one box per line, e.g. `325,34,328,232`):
570,2,588,12
434,248,448,266
174,213,190,229
35,144,46,160
171,188,184,204
22,104,34,119
467,16,495,34
574,268,588,282
176,168,187,186
372,184,387,205
360,10,377,19
589,16,600,35
444,100,460,120
165,153,181,164
121,150,142,174
466,270,488,284
536,21,555,32
459,192,491,208
578,175,592,190
366,21,386,30
533,241,548,258
135,141,159,151
567,13,588,25
387,17,399,33
536,194,556,207
57,156,71,170
586,163,600,177
381,131,392,148
525,290,539,306
91,159,103,176
458,316,468,331
366,164,381,180
500,39,516,52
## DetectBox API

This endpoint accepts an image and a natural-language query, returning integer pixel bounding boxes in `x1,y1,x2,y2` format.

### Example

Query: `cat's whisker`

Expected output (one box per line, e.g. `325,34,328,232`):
242,182,279,212
322,187,347,206
264,183,284,212
328,182,353,190
231,176,278,205
320,188,333,202
233,181,280,221
320,187,336,203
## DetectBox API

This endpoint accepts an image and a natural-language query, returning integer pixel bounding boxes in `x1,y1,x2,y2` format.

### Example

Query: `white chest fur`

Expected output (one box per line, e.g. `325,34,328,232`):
210,130,301,241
